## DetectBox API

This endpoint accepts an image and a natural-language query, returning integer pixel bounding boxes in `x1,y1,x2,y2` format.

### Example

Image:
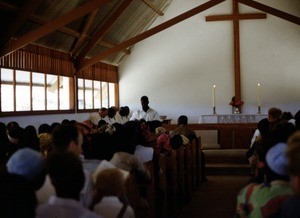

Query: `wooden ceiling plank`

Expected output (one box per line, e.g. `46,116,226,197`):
0,0,43,49
0,1,130,56
75,0,133,63
70,9,99,55
206,13,266,21
78,0,225,71
237,0,300,25
99,41,131,54
142,0,164,16
0,0,112,57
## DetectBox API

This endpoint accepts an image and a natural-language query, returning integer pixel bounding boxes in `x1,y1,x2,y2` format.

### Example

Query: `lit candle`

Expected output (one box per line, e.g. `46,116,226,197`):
213,85,216,107
257,83,261,107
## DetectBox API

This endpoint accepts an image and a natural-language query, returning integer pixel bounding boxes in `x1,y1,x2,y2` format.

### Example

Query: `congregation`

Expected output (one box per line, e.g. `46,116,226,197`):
1,101,300,217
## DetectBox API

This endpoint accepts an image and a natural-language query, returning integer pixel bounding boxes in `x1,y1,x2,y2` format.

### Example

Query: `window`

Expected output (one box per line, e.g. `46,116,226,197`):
0,68,73,114
77,78,117,110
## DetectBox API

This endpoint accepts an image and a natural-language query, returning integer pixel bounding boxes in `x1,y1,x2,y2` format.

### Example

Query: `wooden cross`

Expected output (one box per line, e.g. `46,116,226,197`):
206,0,266,104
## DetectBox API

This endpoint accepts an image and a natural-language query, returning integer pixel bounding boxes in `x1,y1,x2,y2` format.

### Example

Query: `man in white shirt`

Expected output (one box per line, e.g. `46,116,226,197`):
36,124,93,208
130,96,160,122
36,151,101,218
89,107,109,126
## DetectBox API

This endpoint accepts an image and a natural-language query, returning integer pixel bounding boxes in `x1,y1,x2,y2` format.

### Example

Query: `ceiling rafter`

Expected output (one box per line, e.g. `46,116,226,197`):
0,1,131,55
237,0,300,25
70,9,99,56
75,0,133,64
77,0,225,71
142,0,164,16
0,0,43,50
0,0,113,57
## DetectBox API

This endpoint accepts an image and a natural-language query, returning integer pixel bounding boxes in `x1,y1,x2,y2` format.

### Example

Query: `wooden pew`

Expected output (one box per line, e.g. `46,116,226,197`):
184,143,192,201
165,150,178,217
196,136,202,185
125,161,156,218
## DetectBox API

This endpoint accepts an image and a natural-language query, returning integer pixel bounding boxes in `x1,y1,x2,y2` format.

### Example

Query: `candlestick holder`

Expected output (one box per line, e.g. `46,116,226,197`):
213,106,216,114
258,106,261,114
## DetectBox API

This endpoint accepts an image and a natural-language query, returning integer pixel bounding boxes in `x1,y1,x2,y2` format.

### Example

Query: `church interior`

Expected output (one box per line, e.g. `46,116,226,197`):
0,0,300,217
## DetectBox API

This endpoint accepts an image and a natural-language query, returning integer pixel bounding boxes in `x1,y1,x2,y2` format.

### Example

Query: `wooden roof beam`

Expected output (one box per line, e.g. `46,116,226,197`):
70,9,99,56
0,2,130,55
142,0,164,16
0,0,112,57
77,0,225,71
75,0,133,64
237,0,300,25
0,0,42,50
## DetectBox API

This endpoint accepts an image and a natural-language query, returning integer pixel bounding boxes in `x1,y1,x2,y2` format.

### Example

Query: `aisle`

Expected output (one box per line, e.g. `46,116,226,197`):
178,175,249,218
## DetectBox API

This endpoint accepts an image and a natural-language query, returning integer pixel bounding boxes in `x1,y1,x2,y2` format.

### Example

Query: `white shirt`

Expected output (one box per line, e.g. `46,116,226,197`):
130,108,160,121
36,169,93,208
89,113,110,125
93,196,135,218
116,114,130,124
110,152,150,180
36,196,101,218
134,145,154,163
107,117,117,125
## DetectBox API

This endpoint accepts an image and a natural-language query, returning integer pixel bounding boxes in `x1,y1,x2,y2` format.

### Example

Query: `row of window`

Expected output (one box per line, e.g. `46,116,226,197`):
0,68,116,114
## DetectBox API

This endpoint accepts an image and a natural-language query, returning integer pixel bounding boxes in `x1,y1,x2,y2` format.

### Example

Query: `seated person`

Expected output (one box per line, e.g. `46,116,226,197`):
237,142,293,217
110,125,150,181
170,115,196,140
36,151,101,218
93,168,134,218
131,96,160,122
7,148,46,191
116,106,130,124
107,107,117,125
282,131,300,217
89,108,109,126
36,124,93,208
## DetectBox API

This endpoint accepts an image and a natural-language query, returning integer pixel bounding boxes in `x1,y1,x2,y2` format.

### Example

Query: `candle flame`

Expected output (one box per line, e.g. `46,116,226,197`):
258,83,260,86
213,85,216,88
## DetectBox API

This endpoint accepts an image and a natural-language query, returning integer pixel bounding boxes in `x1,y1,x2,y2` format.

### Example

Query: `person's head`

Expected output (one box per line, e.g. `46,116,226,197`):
38,123,52,134
281,112,293,121
0,173,37,218
265,142,289,183
107,107,116,119
178,115,188,126
268,107,282,123
51,122,60,131
93,168,127,203
7,148,46,190
46,151,85,200
119,106,127,117
39,133,52,157
98,107,108,118
7,125,24,145
6,121,19,131
124,106,130,116
286,131,300,194
23,125,39,151
141,96,149,111
51,124,83,155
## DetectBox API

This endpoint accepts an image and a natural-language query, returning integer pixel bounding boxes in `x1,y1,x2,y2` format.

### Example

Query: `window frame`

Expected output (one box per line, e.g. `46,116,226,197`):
76,78,118,113
0,68,119,117
0,68,75,116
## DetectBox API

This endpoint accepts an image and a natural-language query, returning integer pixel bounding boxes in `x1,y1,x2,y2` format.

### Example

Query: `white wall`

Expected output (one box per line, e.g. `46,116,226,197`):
1,113,91,130
118,0,300,123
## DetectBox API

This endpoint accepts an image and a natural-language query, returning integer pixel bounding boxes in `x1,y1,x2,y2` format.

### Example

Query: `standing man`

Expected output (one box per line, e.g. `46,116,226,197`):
130,96,160,121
